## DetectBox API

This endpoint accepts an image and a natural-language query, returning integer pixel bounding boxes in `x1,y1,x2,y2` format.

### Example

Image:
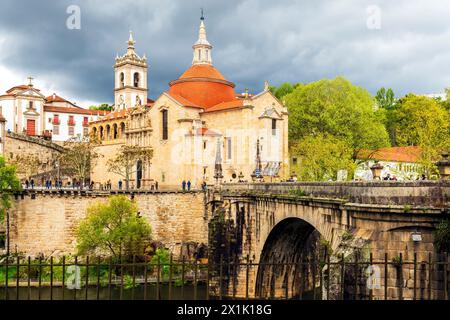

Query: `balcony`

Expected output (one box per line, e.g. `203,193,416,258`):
68,119,76,126
52,118,60,125
82,120,89,127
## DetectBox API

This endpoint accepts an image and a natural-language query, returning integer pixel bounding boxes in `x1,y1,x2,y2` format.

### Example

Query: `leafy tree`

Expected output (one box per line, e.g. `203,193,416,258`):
0,156,21,222
285,77,390,159
375,87,395,109
89,103,113,112
374,89,397,146
270,82,294,100
434,220,450,253
290,135,356,181
107,145,153,191
393,95,450,177
0,156,21,256
76,195,152,258
59,134,100,188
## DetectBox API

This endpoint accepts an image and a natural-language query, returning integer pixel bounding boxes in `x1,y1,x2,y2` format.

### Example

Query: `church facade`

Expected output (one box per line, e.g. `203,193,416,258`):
90,18,289,189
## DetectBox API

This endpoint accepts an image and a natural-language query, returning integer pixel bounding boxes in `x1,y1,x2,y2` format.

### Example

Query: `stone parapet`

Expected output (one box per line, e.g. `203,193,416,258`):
222,181,450,207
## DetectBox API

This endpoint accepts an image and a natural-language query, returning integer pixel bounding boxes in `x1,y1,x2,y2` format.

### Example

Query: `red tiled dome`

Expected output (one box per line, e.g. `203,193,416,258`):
169,64,237,109
179,64,226,80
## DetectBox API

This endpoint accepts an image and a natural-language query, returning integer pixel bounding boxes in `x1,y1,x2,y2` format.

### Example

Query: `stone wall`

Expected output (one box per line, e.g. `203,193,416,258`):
8,190,208,257
222,181,450,207
4,132,63,180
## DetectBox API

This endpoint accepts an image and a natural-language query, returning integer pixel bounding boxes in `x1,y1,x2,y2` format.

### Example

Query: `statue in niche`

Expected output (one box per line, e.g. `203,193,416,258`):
135,96,142,107
118,95,125,110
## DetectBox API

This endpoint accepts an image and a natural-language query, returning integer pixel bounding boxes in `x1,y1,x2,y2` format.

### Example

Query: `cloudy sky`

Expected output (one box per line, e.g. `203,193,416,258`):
1,0,450,107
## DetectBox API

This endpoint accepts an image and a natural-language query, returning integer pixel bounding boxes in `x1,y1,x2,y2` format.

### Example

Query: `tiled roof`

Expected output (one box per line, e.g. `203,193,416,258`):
44,105,108,116
6,85,41,94
146,98,155,107
202,100,244,113
185,127,221,137
91,108,131,123
169,64,237,109
357,146,422,163
45,94,73,104
166,92,203,109
179,64,226,81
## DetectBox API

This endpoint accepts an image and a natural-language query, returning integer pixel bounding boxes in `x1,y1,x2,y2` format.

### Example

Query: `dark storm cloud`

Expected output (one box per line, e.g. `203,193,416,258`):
1,0,450,106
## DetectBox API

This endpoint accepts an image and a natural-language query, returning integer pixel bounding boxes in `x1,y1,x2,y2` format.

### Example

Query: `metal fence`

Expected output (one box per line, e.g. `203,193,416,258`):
0,253,448,300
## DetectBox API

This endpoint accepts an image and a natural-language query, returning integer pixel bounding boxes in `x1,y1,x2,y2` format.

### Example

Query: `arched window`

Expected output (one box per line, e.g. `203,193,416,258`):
120,72,125,87
161,109,168,140
106,125,111,140
198,49,201,61
113,123,118,139
134,73,140,87
99,126,104,139
120,122,126,138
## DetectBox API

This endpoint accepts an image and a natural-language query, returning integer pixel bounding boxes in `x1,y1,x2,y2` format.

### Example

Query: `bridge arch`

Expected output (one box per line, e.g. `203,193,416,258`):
255,217,326,299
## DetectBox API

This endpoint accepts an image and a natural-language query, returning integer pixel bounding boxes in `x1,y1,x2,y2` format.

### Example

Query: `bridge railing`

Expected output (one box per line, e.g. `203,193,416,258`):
0,253,448,300
221,181,450,207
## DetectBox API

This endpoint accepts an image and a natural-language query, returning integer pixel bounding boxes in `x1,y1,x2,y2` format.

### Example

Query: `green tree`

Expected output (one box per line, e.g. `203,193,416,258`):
0,156,21,222
0,156,21,256
375,88,398,146
59,134,100,188
434,220,450,253
375,87,395,109
76,195,152,258
89,103,113,112
107,145,153,191
285,77,390,158
393,95,450,177
270,82,294,100
290,135,356,181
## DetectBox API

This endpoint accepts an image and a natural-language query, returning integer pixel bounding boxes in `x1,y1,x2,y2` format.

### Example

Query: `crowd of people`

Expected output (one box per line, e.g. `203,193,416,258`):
23,178,86,190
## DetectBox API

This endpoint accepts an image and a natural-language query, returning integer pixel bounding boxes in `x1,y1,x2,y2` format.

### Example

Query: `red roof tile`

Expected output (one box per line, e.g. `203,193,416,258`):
169,64,237,109
6,85,40,94
179,64,226,81
166,92,203,109
357,146,422,163
203,100,244,113
44,105,108,116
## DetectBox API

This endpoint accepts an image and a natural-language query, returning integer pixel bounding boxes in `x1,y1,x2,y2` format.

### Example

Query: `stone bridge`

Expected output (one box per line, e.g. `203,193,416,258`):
208,181,449,300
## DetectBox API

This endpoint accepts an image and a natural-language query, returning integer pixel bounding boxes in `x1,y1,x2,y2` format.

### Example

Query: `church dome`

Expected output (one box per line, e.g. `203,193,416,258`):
169,65,236,109
179,64,226,80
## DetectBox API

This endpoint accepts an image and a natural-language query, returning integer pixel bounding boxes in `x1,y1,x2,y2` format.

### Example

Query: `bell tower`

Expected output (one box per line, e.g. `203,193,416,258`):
114,31,148,111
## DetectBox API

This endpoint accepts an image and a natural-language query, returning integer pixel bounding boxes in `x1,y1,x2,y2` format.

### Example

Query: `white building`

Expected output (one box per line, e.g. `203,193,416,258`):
355,146,422,181
0,78,107,142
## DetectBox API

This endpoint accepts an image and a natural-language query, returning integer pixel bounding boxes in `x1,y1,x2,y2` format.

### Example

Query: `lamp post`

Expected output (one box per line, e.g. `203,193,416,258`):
251,139,263,182
370,161,384,180
436,151,450,180
55,160,61,189
213,138,223,187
